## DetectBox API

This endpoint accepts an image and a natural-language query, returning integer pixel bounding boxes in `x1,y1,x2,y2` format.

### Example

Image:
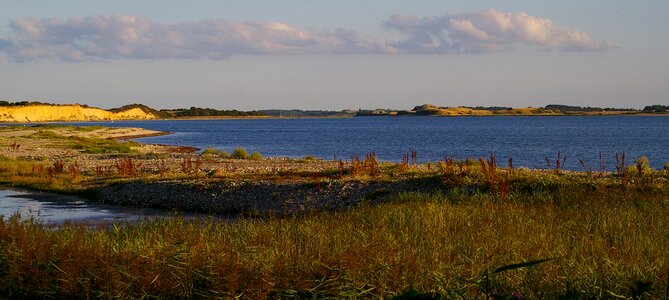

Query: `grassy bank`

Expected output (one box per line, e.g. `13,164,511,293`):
1,187,668,298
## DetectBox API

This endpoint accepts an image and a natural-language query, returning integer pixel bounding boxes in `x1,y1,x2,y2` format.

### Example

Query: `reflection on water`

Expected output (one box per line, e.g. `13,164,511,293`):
0,187,192,225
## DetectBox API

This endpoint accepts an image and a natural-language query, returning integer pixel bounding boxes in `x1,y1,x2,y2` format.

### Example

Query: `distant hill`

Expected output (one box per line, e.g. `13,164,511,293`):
162,107,266,118
111,104,171,118
356,103,669,117
360,104,560,116
0,103,163,122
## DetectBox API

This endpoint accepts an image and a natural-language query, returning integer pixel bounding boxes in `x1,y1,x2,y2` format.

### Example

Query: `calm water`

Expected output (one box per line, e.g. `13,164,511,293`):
0,187,189,224
70,116,669,170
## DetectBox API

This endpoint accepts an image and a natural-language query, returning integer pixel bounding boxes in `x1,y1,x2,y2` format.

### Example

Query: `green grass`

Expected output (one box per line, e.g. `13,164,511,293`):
25,129,138,154
202,147,230,158
71,137,138,154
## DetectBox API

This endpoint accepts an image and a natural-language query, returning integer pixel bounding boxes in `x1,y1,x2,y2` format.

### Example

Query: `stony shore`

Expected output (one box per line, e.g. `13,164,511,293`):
97,178,430,215
0,125,441,215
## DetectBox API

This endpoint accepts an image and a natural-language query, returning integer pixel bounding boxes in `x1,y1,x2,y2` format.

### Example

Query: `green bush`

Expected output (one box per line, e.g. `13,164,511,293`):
250,151,263,161
664,162,669,174
202,147,230,158
232,147,248,159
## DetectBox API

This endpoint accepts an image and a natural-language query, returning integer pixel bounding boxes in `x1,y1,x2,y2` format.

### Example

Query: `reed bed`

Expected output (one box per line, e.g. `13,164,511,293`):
1,187,668,298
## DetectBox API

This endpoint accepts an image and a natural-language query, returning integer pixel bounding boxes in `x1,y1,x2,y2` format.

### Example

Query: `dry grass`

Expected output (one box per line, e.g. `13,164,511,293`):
0,185,668,298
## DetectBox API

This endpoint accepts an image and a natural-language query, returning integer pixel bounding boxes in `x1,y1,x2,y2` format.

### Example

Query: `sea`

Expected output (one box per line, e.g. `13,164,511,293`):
75,115,669,171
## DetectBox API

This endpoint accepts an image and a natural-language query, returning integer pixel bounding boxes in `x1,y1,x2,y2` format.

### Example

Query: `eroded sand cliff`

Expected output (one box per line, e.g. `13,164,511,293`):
0,104,161,122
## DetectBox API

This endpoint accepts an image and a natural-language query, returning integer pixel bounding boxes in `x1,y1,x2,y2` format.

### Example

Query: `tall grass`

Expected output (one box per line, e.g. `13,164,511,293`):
1,188,668,298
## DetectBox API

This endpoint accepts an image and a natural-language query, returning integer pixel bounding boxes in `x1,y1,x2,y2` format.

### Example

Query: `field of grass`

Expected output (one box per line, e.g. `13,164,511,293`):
1,162,668,298
1,186,668,298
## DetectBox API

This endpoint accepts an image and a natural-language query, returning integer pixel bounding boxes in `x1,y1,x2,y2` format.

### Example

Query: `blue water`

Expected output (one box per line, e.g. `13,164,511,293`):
63,116,668,170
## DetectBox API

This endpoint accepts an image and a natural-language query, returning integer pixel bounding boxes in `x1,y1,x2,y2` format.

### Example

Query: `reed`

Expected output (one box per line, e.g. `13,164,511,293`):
8,141,20,151
115,158,141,177
0,185,668,298
179,157,202,174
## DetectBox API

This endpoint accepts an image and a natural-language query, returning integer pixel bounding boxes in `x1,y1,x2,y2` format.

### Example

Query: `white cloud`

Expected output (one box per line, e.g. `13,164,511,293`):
383,10,615,53
0,10,613,62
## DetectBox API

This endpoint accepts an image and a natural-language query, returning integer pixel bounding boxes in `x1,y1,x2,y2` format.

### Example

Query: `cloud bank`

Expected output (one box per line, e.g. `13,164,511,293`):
383,10,614,53
0,10,614,62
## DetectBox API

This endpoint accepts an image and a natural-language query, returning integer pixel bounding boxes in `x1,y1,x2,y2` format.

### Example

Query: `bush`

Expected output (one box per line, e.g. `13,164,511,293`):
664,162,669,174
232,147,248,159
202,147,230,158
250,151,263,161
634,156,652,176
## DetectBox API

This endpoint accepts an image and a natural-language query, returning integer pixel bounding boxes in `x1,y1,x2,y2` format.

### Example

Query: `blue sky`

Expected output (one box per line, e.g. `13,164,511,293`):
0,1,667,110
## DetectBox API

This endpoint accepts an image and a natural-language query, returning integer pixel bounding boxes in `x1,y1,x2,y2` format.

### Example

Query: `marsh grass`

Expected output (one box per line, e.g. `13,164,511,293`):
27,129,138,154
72,137,138,154
0,156,82,192
1,188,668,298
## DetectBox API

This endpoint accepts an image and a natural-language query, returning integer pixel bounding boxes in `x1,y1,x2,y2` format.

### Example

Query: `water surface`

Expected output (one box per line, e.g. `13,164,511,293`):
0,187,185,225
70,116,669,170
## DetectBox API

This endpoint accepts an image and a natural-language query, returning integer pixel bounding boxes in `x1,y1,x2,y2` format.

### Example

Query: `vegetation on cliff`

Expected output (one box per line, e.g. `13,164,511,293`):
109,103,170,118
162,106,266,117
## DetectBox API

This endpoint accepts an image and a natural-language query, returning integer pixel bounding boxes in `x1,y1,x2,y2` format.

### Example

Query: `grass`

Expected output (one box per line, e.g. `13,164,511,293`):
232,147,248,159
26,129,138,154
0,187,668,298
250,151,263,161
0,156,85,193
202,147,230,158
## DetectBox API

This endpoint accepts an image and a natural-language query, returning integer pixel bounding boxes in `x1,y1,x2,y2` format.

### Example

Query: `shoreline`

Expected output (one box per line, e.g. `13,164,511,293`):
1,112,669,124
0,124,667,217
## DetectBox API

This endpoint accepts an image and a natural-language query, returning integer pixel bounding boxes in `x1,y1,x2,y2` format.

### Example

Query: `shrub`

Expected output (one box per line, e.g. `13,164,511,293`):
202,147,230,158
664,162,669,174
232,147,248,159
250,151,263,161
634,156,652,176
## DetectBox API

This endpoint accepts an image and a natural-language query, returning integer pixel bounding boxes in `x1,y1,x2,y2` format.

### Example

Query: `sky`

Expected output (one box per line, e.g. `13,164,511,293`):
0,1,667,110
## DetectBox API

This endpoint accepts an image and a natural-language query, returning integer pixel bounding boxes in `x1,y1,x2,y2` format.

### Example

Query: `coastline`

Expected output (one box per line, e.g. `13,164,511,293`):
0,124,666,216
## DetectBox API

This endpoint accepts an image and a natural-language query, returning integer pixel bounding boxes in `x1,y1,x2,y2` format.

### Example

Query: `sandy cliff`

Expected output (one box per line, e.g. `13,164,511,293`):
0,104,161,122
